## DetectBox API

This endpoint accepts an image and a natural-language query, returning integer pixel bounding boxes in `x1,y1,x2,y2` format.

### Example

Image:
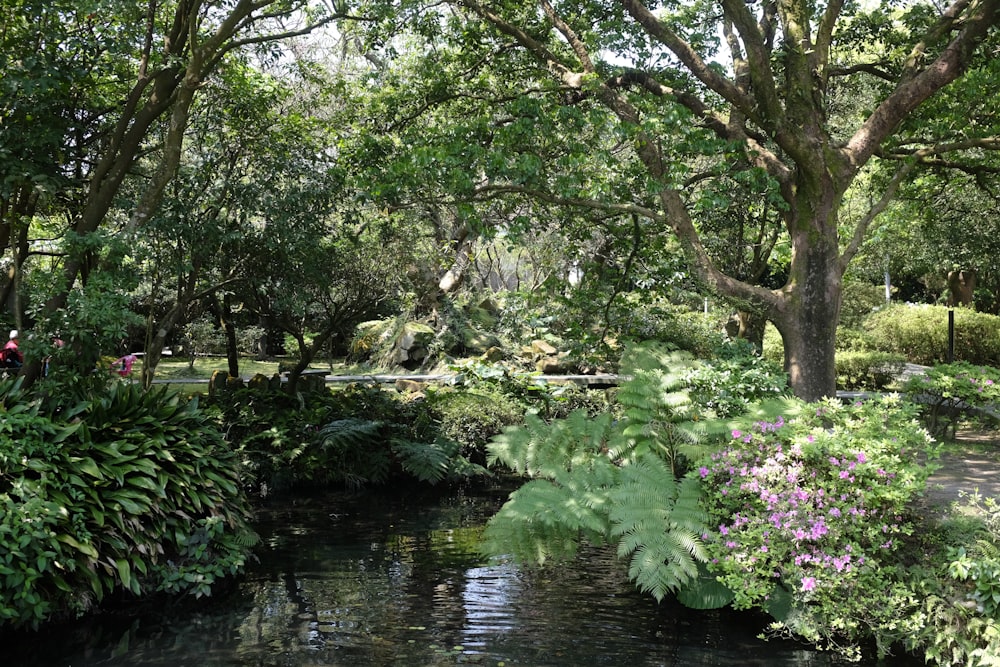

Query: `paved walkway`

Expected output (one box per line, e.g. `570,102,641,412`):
920,428,1000,518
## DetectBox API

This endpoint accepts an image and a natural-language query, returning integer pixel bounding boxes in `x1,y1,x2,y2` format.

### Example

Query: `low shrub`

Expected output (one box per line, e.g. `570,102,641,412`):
840,281,887,328
835,350,907,391
835,327,874,352
864,304,1000,366
682,346,789,419
426,389,524,452
903,362,1000,438
698,396,938,660
654,308,729,358
0,381,255,629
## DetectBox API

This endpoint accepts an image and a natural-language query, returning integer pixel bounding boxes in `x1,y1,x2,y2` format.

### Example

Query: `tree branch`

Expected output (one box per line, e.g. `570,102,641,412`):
844,0,1000,172
840,159,918,269
618,0,767,127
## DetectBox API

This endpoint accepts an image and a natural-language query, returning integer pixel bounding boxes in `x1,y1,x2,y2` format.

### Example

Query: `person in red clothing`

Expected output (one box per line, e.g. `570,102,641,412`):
1,329,22,368
111,352,138,377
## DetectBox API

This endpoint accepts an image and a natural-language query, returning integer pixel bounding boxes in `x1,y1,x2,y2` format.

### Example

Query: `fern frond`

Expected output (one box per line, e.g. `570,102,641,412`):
623,530,703,601
233,527,261,548
487,410,614,479
318,418,384,451
446,454,491,480
671,472,709,533
390,439,450,484
608,456,708,600
479,479,609,564
619,345,696,380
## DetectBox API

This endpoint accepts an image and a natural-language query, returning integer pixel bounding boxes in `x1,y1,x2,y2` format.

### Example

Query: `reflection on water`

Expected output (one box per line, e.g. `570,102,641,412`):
5,484,922,666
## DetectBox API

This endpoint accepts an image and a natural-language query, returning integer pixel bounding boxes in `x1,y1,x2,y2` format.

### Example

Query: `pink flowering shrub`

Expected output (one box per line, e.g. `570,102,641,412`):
903,362,1000,438
698,395,938,656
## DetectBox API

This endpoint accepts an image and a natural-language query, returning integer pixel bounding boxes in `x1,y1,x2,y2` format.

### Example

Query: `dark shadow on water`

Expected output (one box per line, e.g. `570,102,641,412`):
4,483,924,666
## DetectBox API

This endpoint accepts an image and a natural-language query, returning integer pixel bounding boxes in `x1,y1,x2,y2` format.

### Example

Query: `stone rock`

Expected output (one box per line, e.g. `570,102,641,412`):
536,358,566,374
395,379,428,394
466,305,498,329
208,369,229,398
531,339,558,356
248,373,269,390
462,329,500,354
478,297,501,314
481,346,504,362
396,321,435,350
393,321,435,368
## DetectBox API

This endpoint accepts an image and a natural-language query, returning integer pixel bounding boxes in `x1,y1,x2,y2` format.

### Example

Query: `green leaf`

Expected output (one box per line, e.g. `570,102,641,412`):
115,558,135,593
676,564,735,609
55,534,98,559
75,457,103,480
764,583,793,622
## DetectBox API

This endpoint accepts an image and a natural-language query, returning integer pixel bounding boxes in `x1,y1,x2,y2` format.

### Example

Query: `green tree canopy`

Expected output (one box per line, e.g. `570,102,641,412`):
348,0,1000,399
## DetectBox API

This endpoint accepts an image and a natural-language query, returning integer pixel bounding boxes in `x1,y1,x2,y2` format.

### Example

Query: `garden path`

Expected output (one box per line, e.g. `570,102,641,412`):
918,427,1000,519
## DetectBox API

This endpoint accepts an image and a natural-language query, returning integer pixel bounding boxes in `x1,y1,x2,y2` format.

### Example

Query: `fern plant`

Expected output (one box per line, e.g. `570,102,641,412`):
613,346,707,474
481,343,714,603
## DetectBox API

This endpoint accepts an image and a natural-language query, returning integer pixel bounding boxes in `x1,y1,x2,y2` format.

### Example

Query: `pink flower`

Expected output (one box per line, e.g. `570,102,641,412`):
801,576,817,591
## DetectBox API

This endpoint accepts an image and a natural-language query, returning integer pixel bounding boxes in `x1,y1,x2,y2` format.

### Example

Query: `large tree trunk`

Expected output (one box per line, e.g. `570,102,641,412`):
466,0,998,402
726,310,767,353
772,240,843,402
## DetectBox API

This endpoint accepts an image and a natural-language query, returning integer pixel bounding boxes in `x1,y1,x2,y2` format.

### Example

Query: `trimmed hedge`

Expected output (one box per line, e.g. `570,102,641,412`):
835,350,907,391
863,304,1000,366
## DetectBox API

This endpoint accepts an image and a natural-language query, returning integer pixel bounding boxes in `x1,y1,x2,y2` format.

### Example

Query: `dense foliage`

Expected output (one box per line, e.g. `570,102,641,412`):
475,342,1000,663
0,380,255,628
835,350,907,391
211,384,489,492
904,362,1000,438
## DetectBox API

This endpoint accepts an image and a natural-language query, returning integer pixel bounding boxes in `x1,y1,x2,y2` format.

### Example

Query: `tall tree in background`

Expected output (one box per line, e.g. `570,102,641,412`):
398,0,1000,399
1,0,342,383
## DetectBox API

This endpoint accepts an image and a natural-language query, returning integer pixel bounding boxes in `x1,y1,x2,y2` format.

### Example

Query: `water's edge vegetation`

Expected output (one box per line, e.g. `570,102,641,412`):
3,344,1000,664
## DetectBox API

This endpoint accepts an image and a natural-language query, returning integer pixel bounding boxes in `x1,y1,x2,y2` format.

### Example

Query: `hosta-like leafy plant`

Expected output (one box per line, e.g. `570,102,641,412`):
0,381,255,628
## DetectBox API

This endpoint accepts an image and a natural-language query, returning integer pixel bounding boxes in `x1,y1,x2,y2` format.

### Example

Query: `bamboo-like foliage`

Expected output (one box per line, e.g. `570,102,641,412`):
481,343,713,602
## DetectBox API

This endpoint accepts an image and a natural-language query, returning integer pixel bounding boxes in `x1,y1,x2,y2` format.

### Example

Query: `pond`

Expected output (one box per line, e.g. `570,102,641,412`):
6,482,923,666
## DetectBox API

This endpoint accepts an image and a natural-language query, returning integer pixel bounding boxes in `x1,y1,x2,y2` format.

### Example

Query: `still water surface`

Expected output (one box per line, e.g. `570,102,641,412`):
7,483,922,666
